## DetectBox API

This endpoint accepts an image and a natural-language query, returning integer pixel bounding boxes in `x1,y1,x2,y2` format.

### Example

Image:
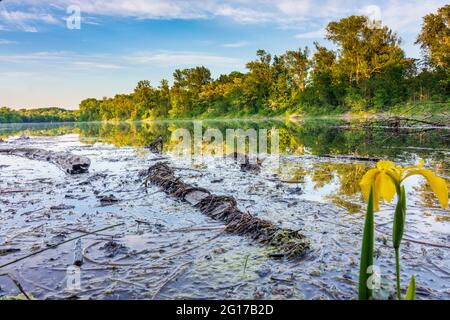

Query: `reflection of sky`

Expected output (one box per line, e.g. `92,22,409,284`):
299,174,339,203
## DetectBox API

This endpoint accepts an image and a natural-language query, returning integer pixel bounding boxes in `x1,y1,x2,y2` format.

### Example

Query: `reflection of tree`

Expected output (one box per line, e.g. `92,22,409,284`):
310,163,334,189
77,122,172,148
2,119,448,216
310,162,367,196
0,123,79,138
278,161,368,213
413,169,450,208
335,164,367,196
2,119,449,165
310,162,367,212
326,195,362,214
278,161,307,183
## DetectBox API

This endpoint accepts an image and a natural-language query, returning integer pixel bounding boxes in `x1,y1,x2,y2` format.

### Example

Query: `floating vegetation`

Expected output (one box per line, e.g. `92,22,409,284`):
145,162,310,258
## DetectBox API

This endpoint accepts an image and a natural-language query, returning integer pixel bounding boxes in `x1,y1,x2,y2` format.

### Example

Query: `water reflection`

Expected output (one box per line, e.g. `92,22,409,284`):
1,118,449,213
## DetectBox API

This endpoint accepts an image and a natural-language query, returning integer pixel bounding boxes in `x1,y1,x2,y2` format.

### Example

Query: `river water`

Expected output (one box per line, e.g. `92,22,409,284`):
0,118,449,300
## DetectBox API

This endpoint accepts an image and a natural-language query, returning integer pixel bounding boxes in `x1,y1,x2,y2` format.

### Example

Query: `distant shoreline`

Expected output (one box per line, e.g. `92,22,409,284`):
1,101,449,125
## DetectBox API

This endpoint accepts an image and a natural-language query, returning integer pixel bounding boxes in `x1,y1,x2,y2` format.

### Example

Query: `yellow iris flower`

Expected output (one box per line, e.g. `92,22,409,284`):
360,160,449,211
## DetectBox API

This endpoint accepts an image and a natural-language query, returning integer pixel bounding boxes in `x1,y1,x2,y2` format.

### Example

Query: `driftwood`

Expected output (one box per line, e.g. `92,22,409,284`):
144,162,309,258
146,136,163,154
0,148,91,174
225,152,263,173
319,154,380,162
0,248,20,256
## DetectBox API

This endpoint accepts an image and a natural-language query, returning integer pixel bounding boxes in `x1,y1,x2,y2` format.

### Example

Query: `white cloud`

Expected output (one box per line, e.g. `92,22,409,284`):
71,61,123,69
2,0,448,36
222,41,251,48
0,8,59,32
214,4,272,23
0,50,241,70
0,51,71,63
127,51,242,67
380,0,446,33
294,29,325,39
0,39,17,45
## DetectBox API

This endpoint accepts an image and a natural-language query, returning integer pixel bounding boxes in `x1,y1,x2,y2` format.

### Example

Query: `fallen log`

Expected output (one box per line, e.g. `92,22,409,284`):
319,154,380,162
0,148,90,174
144,162,309,258
145,136,163,154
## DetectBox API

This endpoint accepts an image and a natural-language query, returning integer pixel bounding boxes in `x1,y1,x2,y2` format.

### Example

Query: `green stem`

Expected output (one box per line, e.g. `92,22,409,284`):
395,247,401,300
392,186,406,300
359,186,374,300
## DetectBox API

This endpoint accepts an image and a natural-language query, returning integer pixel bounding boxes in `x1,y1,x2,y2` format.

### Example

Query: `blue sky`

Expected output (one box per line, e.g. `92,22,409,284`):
0,0,447,109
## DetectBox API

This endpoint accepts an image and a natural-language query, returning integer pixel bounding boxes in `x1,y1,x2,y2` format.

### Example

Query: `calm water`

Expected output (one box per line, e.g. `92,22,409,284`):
1,118,449,212
1,118,449,157
1,118,449,299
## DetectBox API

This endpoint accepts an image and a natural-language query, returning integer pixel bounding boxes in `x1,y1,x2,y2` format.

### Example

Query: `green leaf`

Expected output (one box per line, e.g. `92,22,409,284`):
359,186,375,300
392,186,406,249
405,276,416,300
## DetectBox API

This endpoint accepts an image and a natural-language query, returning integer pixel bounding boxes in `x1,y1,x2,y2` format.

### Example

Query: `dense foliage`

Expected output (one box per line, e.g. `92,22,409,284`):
78,9,449,121
0,107,77,123
1,7,449,123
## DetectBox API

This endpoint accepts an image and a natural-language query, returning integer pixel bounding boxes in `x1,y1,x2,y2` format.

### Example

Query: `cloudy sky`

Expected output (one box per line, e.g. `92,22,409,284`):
0,0,447,109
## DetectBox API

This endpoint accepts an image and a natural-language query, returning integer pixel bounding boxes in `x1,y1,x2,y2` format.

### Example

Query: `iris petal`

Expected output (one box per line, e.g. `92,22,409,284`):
406,169,449,209
402,160,425,179
360,169,379,202
373,173,385,211
379,172,397,203
376,160,395,171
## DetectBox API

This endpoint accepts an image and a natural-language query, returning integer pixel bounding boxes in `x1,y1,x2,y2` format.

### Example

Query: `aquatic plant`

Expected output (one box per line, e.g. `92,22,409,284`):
358,160,448,300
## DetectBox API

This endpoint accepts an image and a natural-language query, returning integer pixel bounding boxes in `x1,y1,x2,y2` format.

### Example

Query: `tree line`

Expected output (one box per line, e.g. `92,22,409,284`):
0,107,77,123
1,5,448,123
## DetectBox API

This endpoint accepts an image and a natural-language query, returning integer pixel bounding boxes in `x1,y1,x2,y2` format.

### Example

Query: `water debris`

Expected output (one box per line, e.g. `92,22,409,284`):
0,248,20,256
145,136,163,154
226,152,263,173
97,194,119,205
240,161,262,173
50,204,75,211
286,187,303,195
100,240,128,258
144,162,309,258
0,147,90,174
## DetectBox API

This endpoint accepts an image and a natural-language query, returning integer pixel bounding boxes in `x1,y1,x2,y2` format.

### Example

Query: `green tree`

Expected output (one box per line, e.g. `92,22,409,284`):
326,15,410,110
416,4,450,69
